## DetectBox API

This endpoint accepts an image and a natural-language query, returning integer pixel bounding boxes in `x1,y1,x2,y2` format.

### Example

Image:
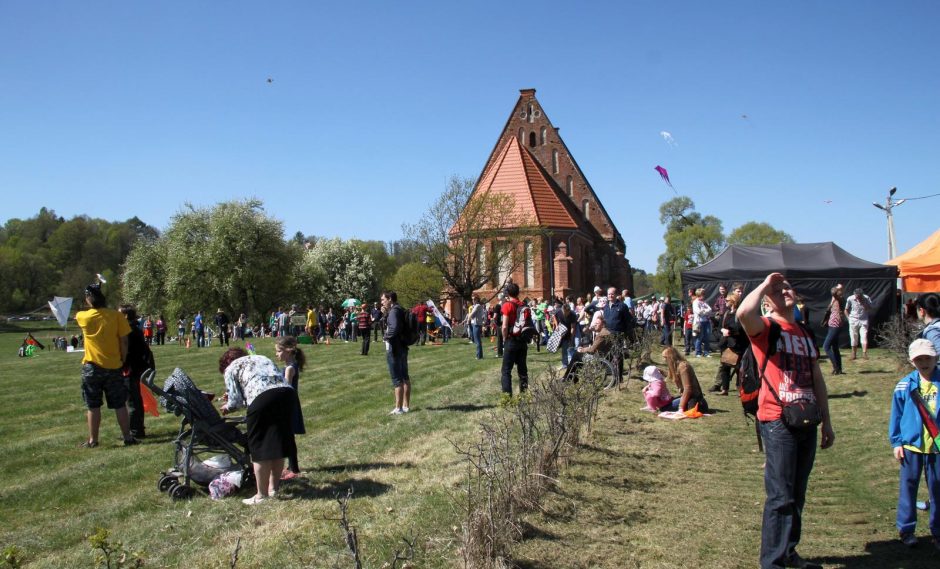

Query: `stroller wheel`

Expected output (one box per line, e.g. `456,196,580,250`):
158,474,177,493
170,484,194,501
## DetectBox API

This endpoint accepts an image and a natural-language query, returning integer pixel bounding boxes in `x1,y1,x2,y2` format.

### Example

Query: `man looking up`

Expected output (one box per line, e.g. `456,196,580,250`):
382,291,411,414
76,283,137,447
738,273,834,569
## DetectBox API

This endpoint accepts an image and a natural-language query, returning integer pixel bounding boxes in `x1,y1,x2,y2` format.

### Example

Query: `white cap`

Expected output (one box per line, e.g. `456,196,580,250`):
909,338,938,361
593,285,602,292
642,365,665,382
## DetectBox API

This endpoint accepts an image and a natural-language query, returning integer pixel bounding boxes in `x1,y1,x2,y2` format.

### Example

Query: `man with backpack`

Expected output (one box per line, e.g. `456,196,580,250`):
382,291,411,415
500,283,530,396
738,272,835,569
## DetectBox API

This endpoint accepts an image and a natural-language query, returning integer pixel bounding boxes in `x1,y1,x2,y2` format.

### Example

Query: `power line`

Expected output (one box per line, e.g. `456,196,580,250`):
898,191,940,201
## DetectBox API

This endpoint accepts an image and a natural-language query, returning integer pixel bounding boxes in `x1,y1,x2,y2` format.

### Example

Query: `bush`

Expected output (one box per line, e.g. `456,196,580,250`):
876,316,921,372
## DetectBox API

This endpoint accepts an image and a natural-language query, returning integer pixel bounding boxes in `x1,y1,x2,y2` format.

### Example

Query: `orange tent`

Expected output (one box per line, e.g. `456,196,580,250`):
887,228,940,292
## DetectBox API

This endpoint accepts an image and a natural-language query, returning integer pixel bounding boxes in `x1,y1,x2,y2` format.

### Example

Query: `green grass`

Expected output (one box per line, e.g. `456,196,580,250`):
2,324,936,568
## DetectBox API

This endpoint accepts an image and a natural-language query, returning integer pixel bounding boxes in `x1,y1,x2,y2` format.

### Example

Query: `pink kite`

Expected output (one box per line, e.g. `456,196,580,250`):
654,165,676,193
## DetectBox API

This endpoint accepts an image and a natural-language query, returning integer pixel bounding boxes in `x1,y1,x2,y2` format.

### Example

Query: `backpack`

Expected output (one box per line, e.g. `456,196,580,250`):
403,309,420,346
738,321,782,417
511,302,536,341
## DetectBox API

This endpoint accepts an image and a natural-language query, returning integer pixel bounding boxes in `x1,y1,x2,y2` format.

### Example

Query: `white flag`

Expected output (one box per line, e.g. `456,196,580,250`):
48,296,73,327
426,299,452,330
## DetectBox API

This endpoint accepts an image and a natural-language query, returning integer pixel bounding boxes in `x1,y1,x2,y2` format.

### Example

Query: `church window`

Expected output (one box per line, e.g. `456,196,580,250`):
529,132,537,148
518,127,524,144
540,127,547,145
524,241,534,287
494,242,512,287
552,150,559,173
582,199,590,220
566,176,573,197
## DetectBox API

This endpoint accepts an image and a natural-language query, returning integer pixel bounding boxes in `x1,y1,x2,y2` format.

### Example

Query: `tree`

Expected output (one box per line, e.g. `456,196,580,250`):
655,197,725,296
402,175,548,305
295,238,377,306
631,268,654,297
727,222,794,246
387,262,445,309
121,199,298,321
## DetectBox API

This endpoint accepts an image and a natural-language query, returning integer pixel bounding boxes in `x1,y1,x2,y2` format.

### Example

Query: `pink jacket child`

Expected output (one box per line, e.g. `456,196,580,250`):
641,365,673,411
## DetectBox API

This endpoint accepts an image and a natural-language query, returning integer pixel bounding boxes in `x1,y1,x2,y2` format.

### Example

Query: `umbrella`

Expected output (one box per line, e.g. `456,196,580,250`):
341,298,361,308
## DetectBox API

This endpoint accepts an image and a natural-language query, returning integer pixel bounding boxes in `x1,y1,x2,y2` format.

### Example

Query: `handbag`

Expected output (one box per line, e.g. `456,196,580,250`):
757,346,822,431
819,309,831,328
720,348,739,367
546,323,567,353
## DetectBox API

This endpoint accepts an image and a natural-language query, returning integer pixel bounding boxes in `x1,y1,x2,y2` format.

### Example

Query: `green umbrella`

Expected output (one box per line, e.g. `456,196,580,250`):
341,298,361,308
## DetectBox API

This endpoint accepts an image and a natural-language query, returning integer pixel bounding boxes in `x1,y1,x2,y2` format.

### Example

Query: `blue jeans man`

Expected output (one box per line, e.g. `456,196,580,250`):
470,323,483,359
759,420,818,569
695,319,712,356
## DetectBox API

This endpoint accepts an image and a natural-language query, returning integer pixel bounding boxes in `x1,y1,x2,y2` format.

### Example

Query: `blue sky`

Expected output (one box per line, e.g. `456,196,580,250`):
2,1,938,274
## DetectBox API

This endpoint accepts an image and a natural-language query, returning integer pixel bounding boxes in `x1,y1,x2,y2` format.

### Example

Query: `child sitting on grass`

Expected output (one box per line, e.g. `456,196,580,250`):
890,338,940,548
640,365,673,412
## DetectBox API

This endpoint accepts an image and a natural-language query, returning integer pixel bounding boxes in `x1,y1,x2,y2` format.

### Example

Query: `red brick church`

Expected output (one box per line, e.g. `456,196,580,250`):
448,89,633,314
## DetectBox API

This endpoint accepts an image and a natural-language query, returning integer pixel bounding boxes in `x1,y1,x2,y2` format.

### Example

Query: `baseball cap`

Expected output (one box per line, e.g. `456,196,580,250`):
642,365,665,383
909,339,937,361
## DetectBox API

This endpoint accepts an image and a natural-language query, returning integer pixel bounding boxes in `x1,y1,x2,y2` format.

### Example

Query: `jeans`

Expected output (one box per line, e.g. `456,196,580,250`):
822,326,842,372
684,328,693,354
560,337,572,367
695,319,712,355
496,328,504,356
897,451,940,536
196,330,205,347
660,324,672,346
470,324,483,359
501,337,529,394
386,343,409,386
759,420,818,569
360,328,370,355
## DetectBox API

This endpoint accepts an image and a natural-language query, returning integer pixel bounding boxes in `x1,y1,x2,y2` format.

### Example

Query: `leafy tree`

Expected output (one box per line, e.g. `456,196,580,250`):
655,197,725,296
350,239,397,298
402,175,548,305
631,268,654,297
296,237,377,306
121,199,298,321
727,221,794,246
387,262,445,309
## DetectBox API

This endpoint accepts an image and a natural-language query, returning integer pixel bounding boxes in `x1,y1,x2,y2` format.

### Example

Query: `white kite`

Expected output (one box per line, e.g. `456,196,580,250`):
48,296,73,328
426,299,452,330
660,131,677,148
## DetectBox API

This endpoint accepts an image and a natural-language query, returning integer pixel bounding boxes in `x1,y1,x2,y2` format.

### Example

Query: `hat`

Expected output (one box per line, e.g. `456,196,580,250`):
642,365,665,383
909,339,937,361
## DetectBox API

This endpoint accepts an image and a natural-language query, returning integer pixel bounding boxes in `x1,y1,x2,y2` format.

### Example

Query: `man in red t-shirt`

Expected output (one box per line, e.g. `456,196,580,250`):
500,283,528,395
739,272,834,569
412,302,429,346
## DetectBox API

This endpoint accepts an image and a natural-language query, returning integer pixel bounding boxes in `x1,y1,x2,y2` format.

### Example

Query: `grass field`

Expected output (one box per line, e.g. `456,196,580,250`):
1,323,937,568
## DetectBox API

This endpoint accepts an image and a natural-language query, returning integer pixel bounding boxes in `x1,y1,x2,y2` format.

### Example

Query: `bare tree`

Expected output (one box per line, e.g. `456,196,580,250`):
403,175,549,305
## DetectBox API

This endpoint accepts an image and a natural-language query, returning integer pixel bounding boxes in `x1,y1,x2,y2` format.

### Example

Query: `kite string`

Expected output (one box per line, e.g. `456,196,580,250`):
899,191,940,201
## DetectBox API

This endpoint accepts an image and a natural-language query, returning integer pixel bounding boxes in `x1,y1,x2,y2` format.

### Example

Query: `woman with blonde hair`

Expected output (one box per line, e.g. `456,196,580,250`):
661,346,709,413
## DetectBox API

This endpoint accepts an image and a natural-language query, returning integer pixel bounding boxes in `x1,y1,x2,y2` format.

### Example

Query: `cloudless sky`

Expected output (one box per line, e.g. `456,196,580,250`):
2,1,938,274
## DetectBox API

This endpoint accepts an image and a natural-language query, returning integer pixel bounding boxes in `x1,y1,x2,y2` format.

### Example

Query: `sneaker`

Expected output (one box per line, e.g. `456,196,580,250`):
79,440,98,448
402,406,410,413
242,495,267,505
900,532,918,547
784,553,822,569
389,408,403,415
708,385,722,393
123,437,140,446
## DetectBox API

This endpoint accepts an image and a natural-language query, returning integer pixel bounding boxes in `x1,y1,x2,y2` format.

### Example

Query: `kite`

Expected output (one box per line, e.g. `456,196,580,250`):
48,296,73,328
654,165,676,194
660,131,677,148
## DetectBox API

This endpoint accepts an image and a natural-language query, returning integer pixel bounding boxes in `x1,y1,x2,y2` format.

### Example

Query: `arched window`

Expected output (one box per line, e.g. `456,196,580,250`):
566,176,573,197
529,132,537,148
527,104,534,123
582,199,590,220
518,127,524,144
552,150,559,174
524,241,534,287
540,127,547,145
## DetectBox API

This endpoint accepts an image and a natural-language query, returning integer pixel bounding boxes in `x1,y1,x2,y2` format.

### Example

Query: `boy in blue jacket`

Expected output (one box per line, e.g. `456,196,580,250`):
890,338,940,548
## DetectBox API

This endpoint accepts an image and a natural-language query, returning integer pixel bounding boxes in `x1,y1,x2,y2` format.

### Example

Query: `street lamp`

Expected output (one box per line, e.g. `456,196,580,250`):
872,187,906,260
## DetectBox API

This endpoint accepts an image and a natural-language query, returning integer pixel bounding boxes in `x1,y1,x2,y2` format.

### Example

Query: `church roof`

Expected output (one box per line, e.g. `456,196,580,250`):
473,136,580,229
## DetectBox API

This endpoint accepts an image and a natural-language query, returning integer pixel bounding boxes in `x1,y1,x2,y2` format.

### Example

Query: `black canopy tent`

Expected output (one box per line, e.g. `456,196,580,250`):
681,243,898,345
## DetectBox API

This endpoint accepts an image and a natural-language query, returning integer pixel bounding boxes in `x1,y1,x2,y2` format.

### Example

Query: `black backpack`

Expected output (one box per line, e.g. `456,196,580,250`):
403,309,420,346
511,302,536,341
738,321,782,417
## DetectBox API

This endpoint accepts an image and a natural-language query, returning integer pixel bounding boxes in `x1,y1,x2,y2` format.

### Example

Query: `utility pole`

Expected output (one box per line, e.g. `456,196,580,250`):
872,187,906,259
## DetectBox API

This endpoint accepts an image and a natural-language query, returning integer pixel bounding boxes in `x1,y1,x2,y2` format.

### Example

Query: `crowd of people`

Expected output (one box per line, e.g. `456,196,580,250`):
62,272,940,564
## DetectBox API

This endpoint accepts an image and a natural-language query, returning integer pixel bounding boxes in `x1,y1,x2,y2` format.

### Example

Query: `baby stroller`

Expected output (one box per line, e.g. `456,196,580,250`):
142,368,253,500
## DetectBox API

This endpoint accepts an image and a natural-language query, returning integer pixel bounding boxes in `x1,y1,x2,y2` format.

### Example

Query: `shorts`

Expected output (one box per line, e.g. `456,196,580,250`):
81,363,128,410
848,318,869,346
